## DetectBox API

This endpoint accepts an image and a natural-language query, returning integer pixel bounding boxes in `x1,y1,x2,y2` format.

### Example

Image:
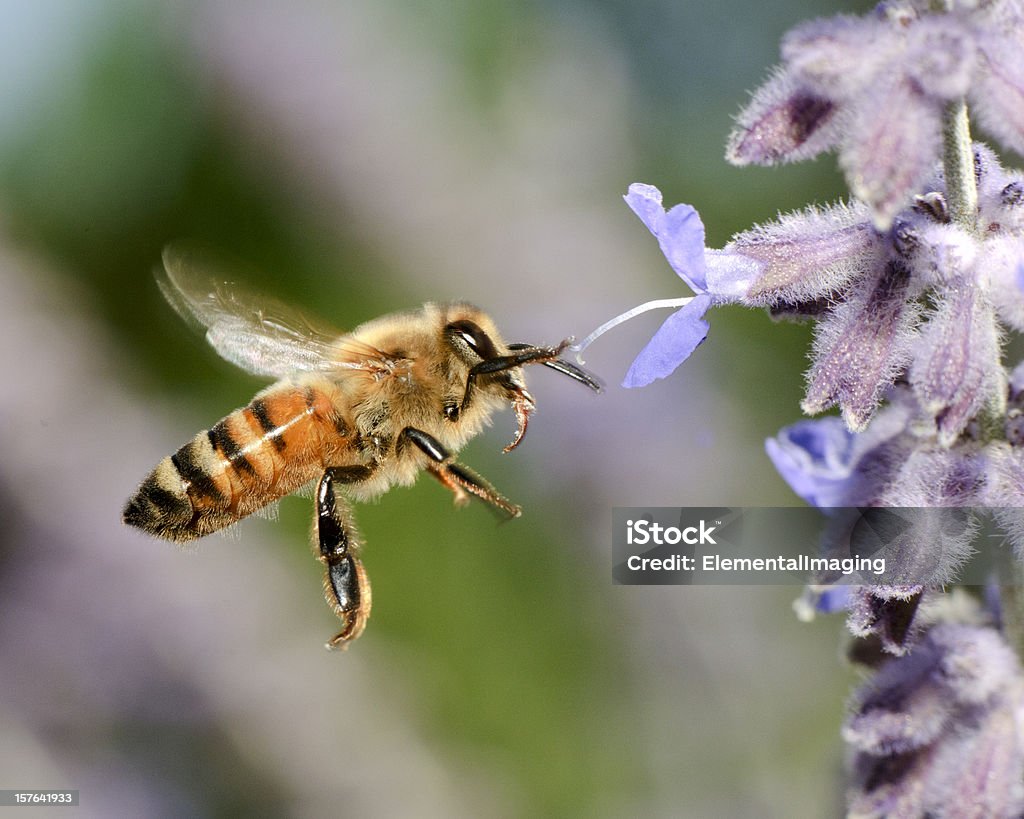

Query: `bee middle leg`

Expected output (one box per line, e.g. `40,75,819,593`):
399,427,521,519
316,467,374,650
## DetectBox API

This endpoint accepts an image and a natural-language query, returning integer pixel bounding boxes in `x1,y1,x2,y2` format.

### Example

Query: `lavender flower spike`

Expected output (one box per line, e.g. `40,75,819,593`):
730,1,1024,227
572,184,762,388
845,624,1024,818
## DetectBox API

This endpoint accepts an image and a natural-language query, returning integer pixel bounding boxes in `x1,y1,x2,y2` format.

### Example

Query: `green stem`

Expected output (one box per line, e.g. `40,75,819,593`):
941,98,978,232
1001,566,1024,658
941,99,1008,427
931,113,1024,660
942,100,1019,641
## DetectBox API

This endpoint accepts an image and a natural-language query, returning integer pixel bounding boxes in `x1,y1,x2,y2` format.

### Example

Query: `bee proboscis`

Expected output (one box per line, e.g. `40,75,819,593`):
123,246,602,648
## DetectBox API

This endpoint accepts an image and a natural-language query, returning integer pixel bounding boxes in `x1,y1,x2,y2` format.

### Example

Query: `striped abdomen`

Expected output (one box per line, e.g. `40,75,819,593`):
124,380,352,541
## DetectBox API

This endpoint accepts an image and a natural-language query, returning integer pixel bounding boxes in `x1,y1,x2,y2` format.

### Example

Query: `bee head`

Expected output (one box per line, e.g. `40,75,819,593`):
441,306,602,451
444,316,528,396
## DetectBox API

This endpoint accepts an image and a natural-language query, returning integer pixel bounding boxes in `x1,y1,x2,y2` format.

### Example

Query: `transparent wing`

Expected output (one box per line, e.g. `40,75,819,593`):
159,244,388,379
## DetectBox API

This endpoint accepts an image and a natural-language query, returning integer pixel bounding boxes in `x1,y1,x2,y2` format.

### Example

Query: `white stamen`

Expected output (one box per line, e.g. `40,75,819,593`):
570,297,694,364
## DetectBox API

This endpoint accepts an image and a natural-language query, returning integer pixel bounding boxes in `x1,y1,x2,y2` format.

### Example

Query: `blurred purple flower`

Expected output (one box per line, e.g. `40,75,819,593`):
845,623,1024,817
845,585,924,657
728,0,1024,227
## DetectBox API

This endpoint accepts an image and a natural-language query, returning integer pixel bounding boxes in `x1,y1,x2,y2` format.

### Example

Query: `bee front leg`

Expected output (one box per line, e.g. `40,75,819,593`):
454,340,573,419
316,467,373,650
398,427,521,519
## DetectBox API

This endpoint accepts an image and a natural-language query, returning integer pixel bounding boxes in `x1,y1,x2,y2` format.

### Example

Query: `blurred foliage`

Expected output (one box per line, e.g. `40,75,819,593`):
1,21,401,401
1,10,638,816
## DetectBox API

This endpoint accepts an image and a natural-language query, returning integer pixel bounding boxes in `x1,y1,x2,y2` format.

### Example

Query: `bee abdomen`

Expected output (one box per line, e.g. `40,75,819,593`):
122,462,195,539
124,382,351,542
123,432,238,541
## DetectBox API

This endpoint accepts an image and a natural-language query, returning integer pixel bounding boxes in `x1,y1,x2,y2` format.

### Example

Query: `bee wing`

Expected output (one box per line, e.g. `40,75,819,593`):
159,244,389,379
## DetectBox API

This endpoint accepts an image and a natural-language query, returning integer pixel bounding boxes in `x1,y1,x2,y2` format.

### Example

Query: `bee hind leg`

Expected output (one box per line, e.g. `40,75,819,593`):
316,467,373,650
399,427,521,519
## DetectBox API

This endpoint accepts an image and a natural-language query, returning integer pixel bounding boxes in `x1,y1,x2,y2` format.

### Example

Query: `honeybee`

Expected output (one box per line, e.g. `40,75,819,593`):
123,246,602,648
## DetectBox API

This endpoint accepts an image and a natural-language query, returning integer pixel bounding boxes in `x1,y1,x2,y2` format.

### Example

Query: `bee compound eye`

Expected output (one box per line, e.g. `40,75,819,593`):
446,320,497,360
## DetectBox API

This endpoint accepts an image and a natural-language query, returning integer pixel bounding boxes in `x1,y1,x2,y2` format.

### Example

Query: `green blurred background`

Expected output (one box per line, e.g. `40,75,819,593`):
0,1,873,816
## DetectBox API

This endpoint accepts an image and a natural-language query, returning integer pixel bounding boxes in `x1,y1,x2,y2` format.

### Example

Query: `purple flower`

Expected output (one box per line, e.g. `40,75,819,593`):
573,184,763,387
802,258,921,431
845,585,924,657
766,418,862,508
726,147,1023,435
583,152,1023,442
766,405,908,507
728,1,1024,227
845,623,1024,817
620,184,763,387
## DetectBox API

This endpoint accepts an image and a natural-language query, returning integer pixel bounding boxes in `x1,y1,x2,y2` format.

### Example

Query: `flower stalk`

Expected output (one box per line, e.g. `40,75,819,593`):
943,100,1010,427
942,98,978,233
594,0,1024,809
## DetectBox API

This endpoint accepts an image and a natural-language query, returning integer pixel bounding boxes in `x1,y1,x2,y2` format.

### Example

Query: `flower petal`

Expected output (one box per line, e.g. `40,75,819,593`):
726,66,840,166
624,184,707,292
702,250,764,300
729,199,884,306
815,585,853,613
803,259,920,430
910,286,1003,445
839,79,941,229
972,31,1024,156
765,417,858,508
622,294,712,388
767,404,911,507
782,14,898,100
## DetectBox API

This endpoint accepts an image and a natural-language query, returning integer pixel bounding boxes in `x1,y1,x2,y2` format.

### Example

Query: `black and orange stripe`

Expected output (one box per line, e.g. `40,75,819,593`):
123,380,355,542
